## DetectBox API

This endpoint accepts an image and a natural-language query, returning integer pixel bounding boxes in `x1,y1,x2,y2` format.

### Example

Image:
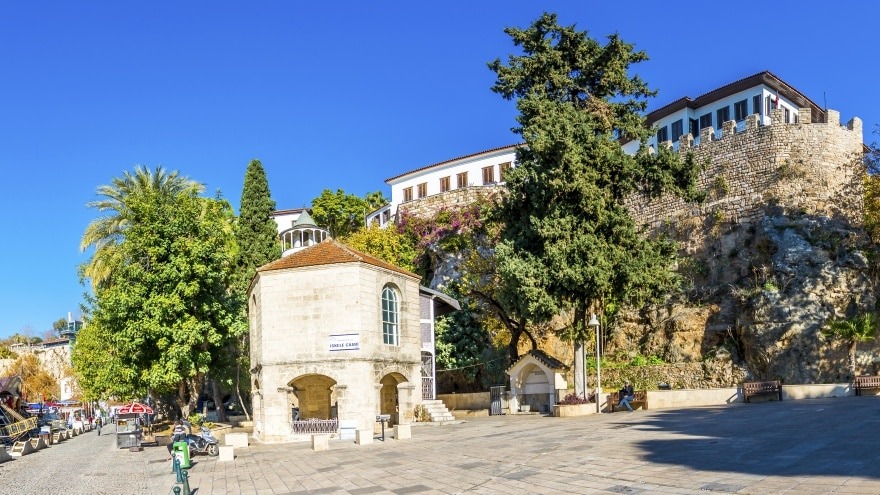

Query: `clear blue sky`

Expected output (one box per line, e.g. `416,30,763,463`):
1,1,877,337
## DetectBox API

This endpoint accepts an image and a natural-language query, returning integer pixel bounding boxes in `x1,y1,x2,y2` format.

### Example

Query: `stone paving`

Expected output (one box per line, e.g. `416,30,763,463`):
4,396,880,494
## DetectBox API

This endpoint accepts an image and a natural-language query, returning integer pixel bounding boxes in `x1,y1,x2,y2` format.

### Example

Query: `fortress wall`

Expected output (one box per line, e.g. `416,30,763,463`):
626,108,864,229
395,108,864,236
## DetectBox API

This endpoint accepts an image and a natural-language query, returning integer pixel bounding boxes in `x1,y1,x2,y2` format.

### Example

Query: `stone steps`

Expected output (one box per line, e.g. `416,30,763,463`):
421,399,455,422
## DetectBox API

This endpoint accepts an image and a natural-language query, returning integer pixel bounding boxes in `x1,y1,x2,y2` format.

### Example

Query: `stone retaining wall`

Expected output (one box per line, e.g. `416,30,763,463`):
625,108,863,235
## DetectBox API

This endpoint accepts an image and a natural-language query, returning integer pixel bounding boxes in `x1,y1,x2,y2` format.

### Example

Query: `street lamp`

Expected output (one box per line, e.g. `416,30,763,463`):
588,313,601,413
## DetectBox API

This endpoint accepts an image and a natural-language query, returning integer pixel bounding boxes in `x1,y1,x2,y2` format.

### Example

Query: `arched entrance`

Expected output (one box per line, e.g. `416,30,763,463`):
507,350,567,414
289,374,338,421
379,373,407,425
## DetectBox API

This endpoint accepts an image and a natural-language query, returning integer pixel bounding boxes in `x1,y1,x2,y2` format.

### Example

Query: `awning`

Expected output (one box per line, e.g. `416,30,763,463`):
117,402,153,415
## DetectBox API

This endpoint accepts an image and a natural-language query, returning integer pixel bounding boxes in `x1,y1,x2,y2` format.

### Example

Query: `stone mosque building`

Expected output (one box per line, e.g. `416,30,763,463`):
247,218,457,443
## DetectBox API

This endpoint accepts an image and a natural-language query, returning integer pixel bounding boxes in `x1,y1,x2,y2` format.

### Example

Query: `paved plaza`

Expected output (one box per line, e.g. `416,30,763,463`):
4,396,880,494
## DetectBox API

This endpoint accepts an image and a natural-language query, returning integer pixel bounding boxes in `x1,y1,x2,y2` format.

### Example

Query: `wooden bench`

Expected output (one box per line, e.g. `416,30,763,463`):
742,380,782,402
854,375,880,396
608,390,648,412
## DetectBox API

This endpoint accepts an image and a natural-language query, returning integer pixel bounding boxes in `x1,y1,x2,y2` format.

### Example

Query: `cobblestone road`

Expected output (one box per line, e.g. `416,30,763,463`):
0,428,175,495
3,397,880,494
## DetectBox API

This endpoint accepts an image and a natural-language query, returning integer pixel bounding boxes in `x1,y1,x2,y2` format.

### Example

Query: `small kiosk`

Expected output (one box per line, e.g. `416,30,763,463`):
115,402,152,450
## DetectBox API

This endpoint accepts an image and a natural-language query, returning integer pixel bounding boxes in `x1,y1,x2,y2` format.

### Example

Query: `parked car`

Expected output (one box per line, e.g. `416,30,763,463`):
37,412,66,432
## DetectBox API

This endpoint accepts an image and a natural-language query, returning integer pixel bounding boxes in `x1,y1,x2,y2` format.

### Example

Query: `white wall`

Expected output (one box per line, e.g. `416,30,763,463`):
387,146,517,220
647,84,801,149
271,210,302,233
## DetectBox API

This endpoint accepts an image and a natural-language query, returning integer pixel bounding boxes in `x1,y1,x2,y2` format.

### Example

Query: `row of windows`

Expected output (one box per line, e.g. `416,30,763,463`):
402,161,512,202
656,94,797,144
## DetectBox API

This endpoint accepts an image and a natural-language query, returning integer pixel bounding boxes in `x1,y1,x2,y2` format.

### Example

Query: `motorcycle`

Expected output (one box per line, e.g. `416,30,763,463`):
186,426,219,456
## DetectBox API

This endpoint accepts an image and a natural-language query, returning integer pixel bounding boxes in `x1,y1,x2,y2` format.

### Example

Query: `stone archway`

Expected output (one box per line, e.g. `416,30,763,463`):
379,372,407,425
507,350,567,414
289,374,338,420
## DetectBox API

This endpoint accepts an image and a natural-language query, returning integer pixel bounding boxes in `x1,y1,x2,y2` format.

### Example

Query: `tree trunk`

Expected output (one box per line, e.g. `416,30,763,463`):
211,377,228,423
177,373,204,419
235,345,251,421
850,341,858,377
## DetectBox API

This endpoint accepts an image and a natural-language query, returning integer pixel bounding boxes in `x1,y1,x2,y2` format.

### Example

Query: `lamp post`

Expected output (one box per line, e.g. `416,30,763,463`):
580,340,587,401
588,313,601,413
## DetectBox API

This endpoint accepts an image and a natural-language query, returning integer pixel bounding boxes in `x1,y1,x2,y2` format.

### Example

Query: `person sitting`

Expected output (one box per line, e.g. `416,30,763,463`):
167,419,189,458
618,381,635,412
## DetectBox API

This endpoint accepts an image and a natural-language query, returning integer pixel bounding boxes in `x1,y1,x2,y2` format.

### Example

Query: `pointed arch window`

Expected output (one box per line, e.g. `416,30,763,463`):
382,285,399,346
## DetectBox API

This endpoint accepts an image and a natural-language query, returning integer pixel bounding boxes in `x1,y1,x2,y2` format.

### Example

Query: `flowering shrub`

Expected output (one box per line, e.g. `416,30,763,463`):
398,201,489,267
558,393,593,405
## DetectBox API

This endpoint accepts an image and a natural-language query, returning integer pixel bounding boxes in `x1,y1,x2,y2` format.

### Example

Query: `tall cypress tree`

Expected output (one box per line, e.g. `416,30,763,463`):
235,159,280,292
226,159,279,420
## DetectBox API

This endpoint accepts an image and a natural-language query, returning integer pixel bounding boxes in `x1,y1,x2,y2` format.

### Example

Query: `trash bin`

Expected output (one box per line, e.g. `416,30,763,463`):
172,441,191,469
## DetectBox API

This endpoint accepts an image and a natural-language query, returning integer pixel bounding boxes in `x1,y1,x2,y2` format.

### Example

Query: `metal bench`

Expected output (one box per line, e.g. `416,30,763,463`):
854,375,880,396
608,390,648,411
742,380,782,402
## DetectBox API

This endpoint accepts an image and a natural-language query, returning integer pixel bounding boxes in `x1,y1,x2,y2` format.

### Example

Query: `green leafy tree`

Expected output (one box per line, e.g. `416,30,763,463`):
2,332,41,346
52,318,68,336
488,13,702,392
434,284,511,391
341,225,417,272
79,165,203,290
74,168,239,417
310,189,370,238
822,313,879,376
460,234,545,362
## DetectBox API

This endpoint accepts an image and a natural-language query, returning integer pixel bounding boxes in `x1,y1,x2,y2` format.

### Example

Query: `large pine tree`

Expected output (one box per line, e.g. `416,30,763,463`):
488,13,702,395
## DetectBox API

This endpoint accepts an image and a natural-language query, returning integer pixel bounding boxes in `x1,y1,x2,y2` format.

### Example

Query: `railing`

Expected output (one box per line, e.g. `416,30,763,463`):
291,418,338,434
422,377,434,400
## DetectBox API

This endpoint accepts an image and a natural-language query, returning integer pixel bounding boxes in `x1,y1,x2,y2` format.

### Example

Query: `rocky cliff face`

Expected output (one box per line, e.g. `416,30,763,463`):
412,109,877,387
614,108,877,385
622,205,878,385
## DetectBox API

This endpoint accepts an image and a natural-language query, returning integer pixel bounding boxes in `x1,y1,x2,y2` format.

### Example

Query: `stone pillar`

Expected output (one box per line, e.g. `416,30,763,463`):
394,424,412,440
722,120,736,138
251,390,263,441
826,109,840,126
770,108,784,125
311,434,329,451
679,134,693,152
700,126,714,143
745,114,759,131
847,116,862,134
356,429,373,445
333,384,348,421
798,107,812,124
506,389,518,415
219,445,234,461
397,382,417,424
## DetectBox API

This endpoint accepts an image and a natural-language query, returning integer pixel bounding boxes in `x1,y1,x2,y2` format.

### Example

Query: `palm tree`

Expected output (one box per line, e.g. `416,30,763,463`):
80,165,203,290
822,312,879,376
365,190,387,210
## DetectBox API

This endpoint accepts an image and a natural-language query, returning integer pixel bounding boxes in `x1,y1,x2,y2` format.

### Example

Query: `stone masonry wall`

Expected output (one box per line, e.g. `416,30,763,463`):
625,108,864,234
397,185,504,221
398,108,863,234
